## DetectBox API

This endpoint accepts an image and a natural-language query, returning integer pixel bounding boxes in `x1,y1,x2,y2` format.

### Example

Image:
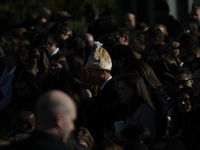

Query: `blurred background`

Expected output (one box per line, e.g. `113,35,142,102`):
0,0,199,34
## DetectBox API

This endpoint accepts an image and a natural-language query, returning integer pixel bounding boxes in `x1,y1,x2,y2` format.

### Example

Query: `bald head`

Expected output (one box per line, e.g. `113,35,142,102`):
35,90,76,143
81,33,94,47
36,90,76,128
13,110,36,134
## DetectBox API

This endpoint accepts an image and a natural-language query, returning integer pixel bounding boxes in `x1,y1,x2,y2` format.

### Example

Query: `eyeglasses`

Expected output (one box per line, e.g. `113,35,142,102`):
174,78,193,87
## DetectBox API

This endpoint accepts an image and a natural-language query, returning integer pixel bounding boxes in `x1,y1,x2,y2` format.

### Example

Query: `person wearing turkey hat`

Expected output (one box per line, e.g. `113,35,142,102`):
81,44,120,144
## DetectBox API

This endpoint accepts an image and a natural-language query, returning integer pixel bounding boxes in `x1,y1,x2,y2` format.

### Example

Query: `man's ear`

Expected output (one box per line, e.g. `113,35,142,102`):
124,36,129,42
26,123,34,133
54,112,64,128
155,37,160,44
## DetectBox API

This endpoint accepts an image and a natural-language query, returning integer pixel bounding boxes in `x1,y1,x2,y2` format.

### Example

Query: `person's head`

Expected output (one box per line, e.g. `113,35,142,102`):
180,43,200,67
156,24,168,36
4,39,29,71
129,30,145,54
99,11,112,27
86,46,112,86
123,13,136,30
74,127,94,149
190,4,200,23
121,125,152,147
84,4,99,22
144,27,165,51
154,136,185,150
112,27,130,45
177,87,195,114
118,73,155,111
170,45,182,66
48,53,69,76
162,72,176,98
109,44,135,76
154,1,170,23
52,22,72,47
35,90,77,143
12,110,36,135
15,70,40,99
95,141,123,150
81,33,94,47
124,60,162,93
192,68,200,100
174,68,193,92
34,32,56,56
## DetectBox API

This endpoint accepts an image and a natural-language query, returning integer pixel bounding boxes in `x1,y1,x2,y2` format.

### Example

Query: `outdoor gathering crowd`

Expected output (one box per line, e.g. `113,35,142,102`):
1,1,200,150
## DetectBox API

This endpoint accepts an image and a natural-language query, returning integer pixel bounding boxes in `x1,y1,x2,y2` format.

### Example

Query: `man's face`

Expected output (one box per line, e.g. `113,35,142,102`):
144,33,155,51
174,73,193,92
170,49,182,65
61,106,76,143
124,13,136,30
192,69,200,99
87,68,102,85
191,8,200,23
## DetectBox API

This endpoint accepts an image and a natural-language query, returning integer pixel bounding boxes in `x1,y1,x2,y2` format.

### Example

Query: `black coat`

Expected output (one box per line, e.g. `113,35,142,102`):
2,131,70,150
83,78,120,144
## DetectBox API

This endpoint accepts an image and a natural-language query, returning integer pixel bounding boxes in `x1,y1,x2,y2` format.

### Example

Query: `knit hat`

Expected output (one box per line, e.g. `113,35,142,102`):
79,65,89,79
86,46,112,70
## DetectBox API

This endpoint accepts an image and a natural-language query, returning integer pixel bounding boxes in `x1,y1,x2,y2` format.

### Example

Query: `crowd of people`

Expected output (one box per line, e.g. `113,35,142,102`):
1,1,200,150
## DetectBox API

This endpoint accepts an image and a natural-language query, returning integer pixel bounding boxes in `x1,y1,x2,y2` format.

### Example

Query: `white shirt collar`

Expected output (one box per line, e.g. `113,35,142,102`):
100,76,112,90
50,47,59,58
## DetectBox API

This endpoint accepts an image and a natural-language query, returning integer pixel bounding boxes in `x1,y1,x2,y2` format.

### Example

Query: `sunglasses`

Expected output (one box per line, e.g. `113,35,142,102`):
174,78,193,87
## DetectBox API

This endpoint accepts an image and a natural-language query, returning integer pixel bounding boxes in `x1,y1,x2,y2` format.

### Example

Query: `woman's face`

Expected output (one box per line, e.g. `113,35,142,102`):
48,59,63,75
178,93,192,114
118,81,135,104
15,82,32,99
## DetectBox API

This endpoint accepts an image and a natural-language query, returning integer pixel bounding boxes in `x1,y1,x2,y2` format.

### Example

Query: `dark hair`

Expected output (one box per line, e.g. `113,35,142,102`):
84,4,99,17
154,1,169,13
74,127,94,149
109,45,135,70
125,60,162,92
34,32,56,47
119,73,156,112
130,30,145,42
123,141,150,150
155,136,185,150
94,141,123,150
49,53,69,70
5,39,29,63
121,125,152,146
174,67,193,79
144,27,165,42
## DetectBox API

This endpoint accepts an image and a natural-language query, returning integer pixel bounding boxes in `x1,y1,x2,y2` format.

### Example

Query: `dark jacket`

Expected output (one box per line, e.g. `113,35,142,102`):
2,131,70,150
82,78,120,144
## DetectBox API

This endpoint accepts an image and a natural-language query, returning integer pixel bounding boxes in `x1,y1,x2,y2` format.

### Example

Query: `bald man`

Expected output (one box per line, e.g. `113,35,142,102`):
11,110,36,136
2,90,76,150
81,33,94,56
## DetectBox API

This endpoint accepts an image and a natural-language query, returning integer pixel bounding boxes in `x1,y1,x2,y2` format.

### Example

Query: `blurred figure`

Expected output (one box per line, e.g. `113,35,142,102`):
190,3,200,33
2,90,76,149
123,13,136,32
74,127,94,149
81,33,94,56
154,1,183,39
